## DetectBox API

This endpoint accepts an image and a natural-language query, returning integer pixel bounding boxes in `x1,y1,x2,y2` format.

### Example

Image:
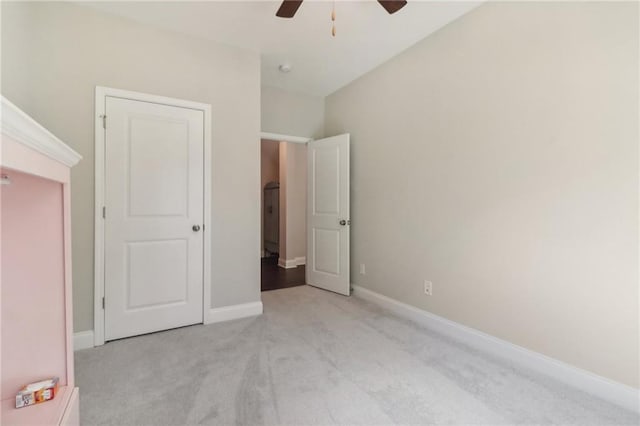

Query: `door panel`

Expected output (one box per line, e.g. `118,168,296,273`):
128,116,189,217
104,97,204,341
313,228,340,275
306,134,350,296
313,147,340,214
126,239,188,309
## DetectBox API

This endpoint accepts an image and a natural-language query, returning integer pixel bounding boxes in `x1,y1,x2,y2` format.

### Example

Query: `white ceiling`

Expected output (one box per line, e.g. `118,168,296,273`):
83,1,481,97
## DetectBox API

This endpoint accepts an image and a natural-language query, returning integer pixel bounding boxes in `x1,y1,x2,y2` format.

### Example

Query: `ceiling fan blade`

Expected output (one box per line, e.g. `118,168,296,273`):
276,0,304,18
377,0,407,14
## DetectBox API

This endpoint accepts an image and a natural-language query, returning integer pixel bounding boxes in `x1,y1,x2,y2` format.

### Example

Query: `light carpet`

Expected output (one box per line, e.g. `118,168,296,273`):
76,285,638,425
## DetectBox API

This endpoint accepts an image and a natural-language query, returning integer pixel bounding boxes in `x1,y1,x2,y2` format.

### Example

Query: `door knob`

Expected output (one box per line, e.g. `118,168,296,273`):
192,225,201,232
339,220,347,226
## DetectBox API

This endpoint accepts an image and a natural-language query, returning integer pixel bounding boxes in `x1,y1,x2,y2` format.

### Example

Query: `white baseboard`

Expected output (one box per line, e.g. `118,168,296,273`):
74,301,263,349
352,285,640,413
278,257,306,269
205,301,263,325
278,258,296,269
73,330,95,351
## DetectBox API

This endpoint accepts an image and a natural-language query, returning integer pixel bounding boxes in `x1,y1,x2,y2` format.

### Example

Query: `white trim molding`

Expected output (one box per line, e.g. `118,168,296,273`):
205,302,263,325
352,285,640,414
1,96,82,167
260,132,312,144
73,330,95,351
278,256,306,269
278,258,294,269
93,86,212,346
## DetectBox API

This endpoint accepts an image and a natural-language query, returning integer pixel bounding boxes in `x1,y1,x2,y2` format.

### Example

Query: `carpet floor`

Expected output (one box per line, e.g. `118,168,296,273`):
76,285,638,425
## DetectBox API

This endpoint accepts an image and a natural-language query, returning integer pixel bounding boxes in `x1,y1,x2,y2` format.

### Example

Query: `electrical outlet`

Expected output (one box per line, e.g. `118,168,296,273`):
359,263,366,275
424,280,433,296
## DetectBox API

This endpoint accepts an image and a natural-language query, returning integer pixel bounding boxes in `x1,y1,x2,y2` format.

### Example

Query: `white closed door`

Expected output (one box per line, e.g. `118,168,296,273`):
306,134,350,296
104,96,204,341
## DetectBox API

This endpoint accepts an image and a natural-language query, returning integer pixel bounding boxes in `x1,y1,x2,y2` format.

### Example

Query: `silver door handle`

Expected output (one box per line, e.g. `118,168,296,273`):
192,225,201,232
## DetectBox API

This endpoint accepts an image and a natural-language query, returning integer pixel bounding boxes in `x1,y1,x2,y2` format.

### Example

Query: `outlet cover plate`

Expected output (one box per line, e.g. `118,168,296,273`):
424,280,432,296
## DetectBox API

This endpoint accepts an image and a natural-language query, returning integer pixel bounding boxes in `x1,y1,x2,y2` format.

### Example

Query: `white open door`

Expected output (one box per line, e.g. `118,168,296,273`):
104,96,204,341
306,134,350,296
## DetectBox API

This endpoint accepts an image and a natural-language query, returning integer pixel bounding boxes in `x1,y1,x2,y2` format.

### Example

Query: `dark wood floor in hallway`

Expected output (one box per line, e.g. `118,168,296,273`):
261,256,306,291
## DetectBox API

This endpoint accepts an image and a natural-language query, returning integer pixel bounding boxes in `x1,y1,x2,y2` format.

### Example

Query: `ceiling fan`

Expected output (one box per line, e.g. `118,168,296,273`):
275,0,408,18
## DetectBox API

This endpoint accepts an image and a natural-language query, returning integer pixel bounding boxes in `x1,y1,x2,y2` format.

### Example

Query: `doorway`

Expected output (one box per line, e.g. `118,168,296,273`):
260,138,308,291
259,132,351,296
94,87,212,346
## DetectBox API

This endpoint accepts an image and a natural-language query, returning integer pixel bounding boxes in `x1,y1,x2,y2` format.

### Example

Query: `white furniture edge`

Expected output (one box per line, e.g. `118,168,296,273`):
352,285,640,414
1,99,81,425
73,330,95,351
205,301,263,325
260,131,312,144
1,96,81,167
93,86,212,346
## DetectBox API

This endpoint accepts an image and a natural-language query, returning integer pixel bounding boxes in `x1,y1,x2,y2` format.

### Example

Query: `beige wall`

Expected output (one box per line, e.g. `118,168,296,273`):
262,86,325,139
284,142,307,262
261,140,280,255
276,142,307,263
325,1,639,387
1,1,261,332
261,84,316,262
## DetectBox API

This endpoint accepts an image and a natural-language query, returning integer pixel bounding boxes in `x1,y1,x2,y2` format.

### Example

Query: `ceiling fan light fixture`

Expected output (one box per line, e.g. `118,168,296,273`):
275,0,408,19
276,0,303,18
378,0,408,14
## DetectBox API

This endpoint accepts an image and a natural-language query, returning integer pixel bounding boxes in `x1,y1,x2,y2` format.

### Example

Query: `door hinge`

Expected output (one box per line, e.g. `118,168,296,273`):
102,297,105,309
102,206,106,219
100,114,106,129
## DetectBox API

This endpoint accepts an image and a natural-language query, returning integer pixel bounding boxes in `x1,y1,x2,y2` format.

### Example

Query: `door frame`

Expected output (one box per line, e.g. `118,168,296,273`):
93,86,212,347
260,132,312,144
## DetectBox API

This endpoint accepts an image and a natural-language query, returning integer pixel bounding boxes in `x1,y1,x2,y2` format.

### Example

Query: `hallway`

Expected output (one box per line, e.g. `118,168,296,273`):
261,256,306,291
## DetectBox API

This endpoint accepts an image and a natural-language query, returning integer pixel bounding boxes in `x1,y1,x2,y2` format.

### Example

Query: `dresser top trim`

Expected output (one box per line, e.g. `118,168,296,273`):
2,96,82,168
